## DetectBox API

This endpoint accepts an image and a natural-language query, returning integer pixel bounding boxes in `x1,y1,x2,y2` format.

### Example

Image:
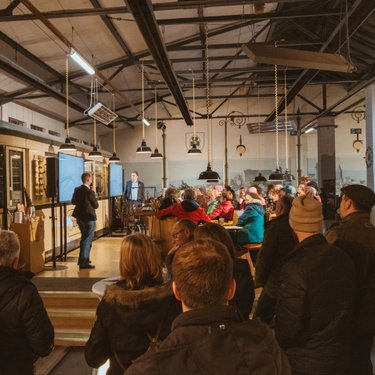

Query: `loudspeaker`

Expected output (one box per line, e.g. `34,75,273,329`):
46,157,58,198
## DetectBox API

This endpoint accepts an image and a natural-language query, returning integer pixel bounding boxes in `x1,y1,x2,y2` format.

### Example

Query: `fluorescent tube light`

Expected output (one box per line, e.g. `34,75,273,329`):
70,50,95,75
305,127,315,134
142,118,151,126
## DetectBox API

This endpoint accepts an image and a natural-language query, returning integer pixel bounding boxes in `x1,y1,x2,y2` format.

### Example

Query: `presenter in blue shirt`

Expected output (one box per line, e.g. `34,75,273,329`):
124,171,145,206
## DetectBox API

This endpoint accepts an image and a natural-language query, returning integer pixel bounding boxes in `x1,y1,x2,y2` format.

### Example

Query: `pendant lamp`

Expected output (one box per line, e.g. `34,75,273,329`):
136,63,151,154
151,87,163,159
60,55,76,152
188,71,201,155
198,26,220,181
109,94,120,163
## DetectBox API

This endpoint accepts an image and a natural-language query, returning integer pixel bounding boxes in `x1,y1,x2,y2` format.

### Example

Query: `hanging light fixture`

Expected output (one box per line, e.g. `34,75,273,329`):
236,135,246,156
269,63,283,181
150,87,163,159
188,71,201,155
109,93,120,163
136,62,151,154
88,79,102,159
198,25,220,181
60,54,76,152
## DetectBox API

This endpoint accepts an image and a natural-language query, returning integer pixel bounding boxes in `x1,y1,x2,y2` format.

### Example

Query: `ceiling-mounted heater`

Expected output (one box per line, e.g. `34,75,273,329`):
87,102,118,126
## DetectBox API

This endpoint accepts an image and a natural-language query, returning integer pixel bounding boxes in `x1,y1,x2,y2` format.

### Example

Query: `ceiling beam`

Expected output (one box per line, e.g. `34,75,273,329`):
124,0,193,125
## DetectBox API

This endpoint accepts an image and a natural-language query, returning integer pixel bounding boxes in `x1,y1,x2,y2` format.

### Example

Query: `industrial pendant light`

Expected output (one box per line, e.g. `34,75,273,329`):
187,71,201,155
136,62,151,154
198,26,220,182
88,79,102,159
151,87,163,159
60,55,76,152
109,93,120,163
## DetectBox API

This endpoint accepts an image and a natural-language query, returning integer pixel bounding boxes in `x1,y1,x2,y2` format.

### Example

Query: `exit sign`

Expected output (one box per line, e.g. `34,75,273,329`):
350,128,362,134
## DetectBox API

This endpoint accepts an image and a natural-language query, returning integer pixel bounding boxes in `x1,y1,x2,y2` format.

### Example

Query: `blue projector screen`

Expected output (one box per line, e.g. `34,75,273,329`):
58,153,84,203
109,163,123,197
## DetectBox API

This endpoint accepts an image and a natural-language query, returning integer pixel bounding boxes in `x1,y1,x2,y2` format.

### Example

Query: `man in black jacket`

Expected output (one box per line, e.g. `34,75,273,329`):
125,239,291,375
72,172,99,269
0,230,54,375
276,196,356,375
326,184,375,375
124,171,145,206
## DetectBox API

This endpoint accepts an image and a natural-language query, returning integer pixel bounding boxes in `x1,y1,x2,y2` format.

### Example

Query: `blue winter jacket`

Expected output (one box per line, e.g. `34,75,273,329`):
237,203,265,244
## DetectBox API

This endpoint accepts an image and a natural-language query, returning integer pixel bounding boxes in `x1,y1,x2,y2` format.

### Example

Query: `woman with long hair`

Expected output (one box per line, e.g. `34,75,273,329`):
85,233,180,375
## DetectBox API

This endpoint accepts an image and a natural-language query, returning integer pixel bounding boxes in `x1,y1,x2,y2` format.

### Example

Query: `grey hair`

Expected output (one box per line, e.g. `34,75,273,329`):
0,230,21,267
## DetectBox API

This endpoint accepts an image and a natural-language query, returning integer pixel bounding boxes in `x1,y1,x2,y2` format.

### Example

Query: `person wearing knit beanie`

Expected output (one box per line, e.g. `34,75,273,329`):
289,196,323,234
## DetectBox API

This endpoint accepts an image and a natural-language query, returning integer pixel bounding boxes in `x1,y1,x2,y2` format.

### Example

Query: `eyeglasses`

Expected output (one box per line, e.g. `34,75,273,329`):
172,229,185,239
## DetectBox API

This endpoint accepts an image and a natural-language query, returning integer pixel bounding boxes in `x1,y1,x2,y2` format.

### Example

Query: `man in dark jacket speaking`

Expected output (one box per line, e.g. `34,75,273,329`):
125,239,291,375
276,196,356,375
0,230,54,375
72,172,99,269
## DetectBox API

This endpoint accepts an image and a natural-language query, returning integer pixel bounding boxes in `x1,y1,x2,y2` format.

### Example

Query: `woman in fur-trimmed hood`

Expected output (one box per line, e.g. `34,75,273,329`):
85,234,181,375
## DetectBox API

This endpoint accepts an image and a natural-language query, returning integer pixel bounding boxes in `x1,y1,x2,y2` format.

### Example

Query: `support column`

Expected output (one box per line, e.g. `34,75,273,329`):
365,85,375,224
317,116,336,219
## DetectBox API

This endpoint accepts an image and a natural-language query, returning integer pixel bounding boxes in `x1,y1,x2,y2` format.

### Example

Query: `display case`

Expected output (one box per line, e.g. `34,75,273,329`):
8,148,24,207
31,155,48,205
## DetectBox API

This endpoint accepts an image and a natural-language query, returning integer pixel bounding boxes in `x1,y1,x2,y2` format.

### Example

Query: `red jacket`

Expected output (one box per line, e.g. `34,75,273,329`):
208,200,234,221
157,201,210,224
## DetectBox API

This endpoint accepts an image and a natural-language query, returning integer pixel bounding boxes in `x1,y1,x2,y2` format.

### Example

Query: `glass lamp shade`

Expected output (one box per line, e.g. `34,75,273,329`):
236,144,246,157
198,162,221,181
88,145,102,158
150,148,163,159
187,143,202,155
352,139,363,153
136,140,152,154
59,137,76,152
109,152,120,163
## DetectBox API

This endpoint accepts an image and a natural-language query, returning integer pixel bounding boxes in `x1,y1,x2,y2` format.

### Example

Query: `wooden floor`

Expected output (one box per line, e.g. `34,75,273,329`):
35,237,123,280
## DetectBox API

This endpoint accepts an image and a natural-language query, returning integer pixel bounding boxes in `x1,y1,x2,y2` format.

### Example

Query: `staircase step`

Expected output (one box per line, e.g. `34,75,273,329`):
40,291,99,309
47,308,96,330
54,331,91,347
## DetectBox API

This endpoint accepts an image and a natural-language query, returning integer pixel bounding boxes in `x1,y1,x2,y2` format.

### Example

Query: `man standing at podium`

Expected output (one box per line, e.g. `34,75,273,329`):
124,171,145,206
72,172,98,269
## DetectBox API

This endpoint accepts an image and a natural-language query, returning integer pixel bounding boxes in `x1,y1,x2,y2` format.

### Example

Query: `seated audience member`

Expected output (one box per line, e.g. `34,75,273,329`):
249,186,266,207
208,191,234,221
237,186,246,209
156,188,210,224
296,183,306,196
194,223,255,319
326,184,375,375
0,230,54,375
159,187,179,210
206,188,220,214
85,233,181,375
280,185,297,198
164,219,196,280
125,239,291,375
275,196,356,375
224,185,239,209
254,196,297,323
236,195,265,245
195,187,209,211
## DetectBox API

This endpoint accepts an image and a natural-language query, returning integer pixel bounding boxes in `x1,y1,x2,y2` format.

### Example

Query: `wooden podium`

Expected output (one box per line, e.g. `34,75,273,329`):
10,217,45,274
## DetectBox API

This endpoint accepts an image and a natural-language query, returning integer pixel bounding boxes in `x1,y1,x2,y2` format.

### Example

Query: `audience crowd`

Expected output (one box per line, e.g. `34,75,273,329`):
1,179,374,375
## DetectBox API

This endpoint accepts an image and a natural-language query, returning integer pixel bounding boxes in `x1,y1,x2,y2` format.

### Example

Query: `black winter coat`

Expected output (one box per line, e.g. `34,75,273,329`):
255,213,298,298
125,305,291,375
275,234,356,375
85,281,181,375
72,184,98,221
0,266,54,375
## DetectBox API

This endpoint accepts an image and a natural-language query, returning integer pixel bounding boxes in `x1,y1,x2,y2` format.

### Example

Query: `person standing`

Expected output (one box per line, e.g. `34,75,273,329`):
72,172,98,269
275,196,356,375
326,184,375,375
124,171,145,206
0,230,54,375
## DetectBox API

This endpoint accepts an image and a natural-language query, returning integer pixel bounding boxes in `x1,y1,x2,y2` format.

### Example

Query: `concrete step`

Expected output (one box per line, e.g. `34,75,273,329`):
47,308,96,330
54,329,91,347
40,291,99,309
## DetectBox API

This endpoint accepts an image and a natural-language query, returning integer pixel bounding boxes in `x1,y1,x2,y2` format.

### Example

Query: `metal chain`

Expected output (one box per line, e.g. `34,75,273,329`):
205,24,211,163
112,93,116,153
93,79,97,147
154,86,158,146
141,62,145,139
274,63,279,168
65,55,69,136
192,71,196,139
284,68,288,169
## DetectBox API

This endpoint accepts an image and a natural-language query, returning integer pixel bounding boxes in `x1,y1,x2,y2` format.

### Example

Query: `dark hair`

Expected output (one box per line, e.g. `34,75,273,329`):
194,223,236,258
132,171,139,177
165,187,178,199
81,172,91,183
184,188,196,201
275,195,293,216
222,191,233,201
172,239,233,309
